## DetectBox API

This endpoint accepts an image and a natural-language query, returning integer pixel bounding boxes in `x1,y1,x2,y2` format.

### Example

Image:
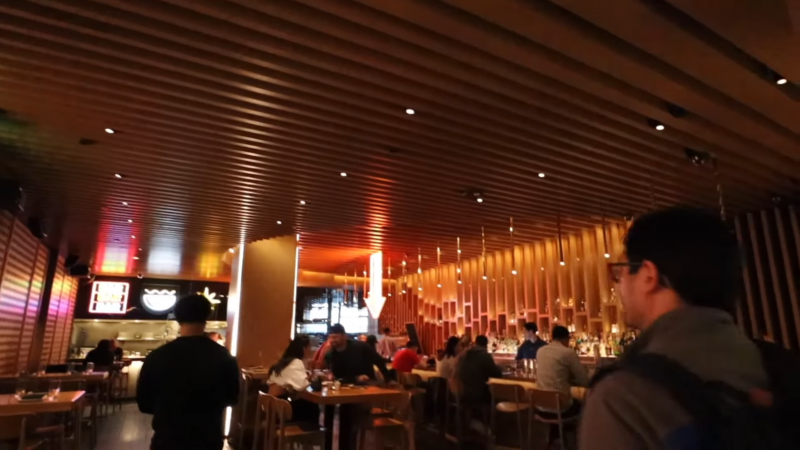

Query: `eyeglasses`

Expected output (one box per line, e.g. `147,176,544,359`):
607,262,642,284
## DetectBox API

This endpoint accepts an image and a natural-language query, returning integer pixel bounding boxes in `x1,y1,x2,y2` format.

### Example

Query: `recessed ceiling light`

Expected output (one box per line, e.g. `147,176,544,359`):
138,248,142,251
646,118,665,131
228,248,235,253
476,198,484,203
299,200,306,205
114,174,123,179
127,219,133,223
405,108,415,115
340,172,347,177
105,128,115,134
512,270,517,275
276,220,282,225
777,78,788,85
122,202,128,206
655,124,665,131
604,253,610,258
131,235,136,239
538,173,545,178
133,256,139,260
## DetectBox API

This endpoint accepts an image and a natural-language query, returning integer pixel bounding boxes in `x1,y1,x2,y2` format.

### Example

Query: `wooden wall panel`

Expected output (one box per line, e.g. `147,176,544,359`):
380,222,626,352
0,211,51,375
736,206,800,349
41,257,66,367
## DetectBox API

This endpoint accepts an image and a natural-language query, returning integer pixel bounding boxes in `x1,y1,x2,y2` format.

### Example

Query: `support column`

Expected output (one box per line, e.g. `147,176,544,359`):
226,235,298,368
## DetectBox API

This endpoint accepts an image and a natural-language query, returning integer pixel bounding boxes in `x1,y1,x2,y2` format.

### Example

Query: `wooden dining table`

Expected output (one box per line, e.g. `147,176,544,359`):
300,385,405,450
0,391,85,449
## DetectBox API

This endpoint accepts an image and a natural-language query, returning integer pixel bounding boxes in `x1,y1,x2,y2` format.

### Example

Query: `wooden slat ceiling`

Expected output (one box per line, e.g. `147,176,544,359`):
0,0,799,279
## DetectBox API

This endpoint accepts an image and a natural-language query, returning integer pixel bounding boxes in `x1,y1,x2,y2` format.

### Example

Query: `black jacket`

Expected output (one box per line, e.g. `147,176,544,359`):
455,346,503,405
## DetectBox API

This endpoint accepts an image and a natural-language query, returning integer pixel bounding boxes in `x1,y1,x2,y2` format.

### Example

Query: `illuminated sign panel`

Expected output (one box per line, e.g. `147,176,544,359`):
365,251,386,319
141,285,179,314
89,282,130,314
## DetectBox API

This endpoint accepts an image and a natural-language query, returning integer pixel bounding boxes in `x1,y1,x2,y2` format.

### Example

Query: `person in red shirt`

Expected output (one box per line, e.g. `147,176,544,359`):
392,341,423,373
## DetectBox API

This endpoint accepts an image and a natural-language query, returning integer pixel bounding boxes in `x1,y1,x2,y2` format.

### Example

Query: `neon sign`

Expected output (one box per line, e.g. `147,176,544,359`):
89,281,130,314
142,286,178,314
365,252,386,319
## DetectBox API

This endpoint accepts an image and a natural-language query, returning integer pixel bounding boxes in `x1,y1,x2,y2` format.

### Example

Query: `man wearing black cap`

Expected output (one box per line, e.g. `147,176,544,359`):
137,294,239,450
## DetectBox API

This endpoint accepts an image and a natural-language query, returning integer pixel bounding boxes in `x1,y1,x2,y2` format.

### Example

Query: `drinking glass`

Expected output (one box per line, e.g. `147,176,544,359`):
48,380,61,400
86,362,94,374
15,378,27,398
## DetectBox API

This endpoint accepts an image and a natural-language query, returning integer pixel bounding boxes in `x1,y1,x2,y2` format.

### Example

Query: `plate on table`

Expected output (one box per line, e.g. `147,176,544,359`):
17,392,48,402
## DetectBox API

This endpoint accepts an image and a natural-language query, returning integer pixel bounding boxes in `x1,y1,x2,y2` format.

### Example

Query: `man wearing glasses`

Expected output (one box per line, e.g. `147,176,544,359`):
579,207,767,449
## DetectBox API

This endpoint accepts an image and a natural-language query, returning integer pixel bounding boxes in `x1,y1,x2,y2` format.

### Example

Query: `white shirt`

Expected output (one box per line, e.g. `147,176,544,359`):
535,342,589,410
267,359,309,391
436,356,458,379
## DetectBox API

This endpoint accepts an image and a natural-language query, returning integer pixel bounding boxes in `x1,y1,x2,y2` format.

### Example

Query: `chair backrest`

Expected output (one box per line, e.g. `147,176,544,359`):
399,372,422,389
393,390,415,423
0,378,20,395
489,383,527,404
257,392,273,450
0,414,34,444
529,389,570,412
259,394,293,450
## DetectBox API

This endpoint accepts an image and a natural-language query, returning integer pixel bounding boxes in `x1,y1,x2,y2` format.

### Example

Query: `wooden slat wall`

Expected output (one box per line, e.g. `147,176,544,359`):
40,256,78,366
0,211,50,376
380,222,627,353
735,205,800,350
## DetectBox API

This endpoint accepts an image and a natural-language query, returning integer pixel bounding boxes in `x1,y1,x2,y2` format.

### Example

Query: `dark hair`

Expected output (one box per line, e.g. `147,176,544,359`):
366,335,378,349
406,340,419,349
268,335,310,377
440,336,460,360
382,327,391,334
329,323,346,334
524,322,538,333
475,335,489,347
174,294,211,324
625,207,740,312
96,339,111,351
552,325,570,341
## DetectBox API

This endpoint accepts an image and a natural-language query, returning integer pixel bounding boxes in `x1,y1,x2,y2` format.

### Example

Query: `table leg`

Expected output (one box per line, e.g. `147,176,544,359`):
74,400,82,450
324,405,334,450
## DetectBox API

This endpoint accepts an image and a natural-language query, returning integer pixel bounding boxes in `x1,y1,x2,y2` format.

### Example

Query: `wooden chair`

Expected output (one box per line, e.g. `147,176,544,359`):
236,372,255,450
425,376,448,437
0,415,47,450
528,390,578,450
489,383,529,449
257,393,325,450
368,391,415,450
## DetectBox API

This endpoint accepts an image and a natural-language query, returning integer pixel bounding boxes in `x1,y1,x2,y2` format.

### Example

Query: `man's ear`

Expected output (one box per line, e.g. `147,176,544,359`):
640,260,662,292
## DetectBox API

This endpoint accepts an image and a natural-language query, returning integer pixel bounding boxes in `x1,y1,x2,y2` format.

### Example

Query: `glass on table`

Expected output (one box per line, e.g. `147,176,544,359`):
48,380,61,400
15,378,27,398
85,362,94,374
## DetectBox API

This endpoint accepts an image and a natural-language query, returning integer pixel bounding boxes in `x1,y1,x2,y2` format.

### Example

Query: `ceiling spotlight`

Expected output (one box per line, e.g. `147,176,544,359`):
437,284,442,288
405,108,415,115
299,200,306,205
122,202,128,206
647,119,665,131
132,256,139,260
139,248,142,251
604,253,611,259
418,286,422,291
541,267,544,271
776,77,788,85
482,275,487,280
114,174,123,179
276,220,282,225
131,235,136,239
511,270,518,275
127,219,133,223
105,128,115,134
229,248,234,253
340,172,347,177
457,280,462,284
477,198,484,203
560,261,566,266
538,173,545,178
402,290,406,294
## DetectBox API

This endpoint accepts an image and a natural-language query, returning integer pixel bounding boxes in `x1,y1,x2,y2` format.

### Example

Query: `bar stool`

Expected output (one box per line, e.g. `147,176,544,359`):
528,390,579,450
365,391,415,450
489,384,529,449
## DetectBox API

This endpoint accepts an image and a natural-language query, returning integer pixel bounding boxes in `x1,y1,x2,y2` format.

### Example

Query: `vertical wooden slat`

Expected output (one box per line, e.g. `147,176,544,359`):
774,208,800,348
760,211,790,347
747,213,774,339
734,216,759,337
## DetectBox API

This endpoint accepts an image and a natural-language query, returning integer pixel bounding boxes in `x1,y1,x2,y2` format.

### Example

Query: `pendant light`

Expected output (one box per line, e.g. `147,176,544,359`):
510,217,517,275
387,258,392,297
436,243,442,288
456,237,462,285
558,212,565,266
401,255,407,295
602,214,610,259
481,226,488,280
417,248,423,292
712,156,726,221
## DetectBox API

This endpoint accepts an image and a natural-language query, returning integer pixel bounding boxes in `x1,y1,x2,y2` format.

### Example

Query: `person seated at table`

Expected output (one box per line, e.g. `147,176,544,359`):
267,335,319,422
392,340,425,373
453,335,502,407
110,339,124,361
325,324,391,383
85,339,115,369
437,336,461,379
516,322,547,361
312,335,332,370
323,324,393,450
535,325,588,419
366,334,379,353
